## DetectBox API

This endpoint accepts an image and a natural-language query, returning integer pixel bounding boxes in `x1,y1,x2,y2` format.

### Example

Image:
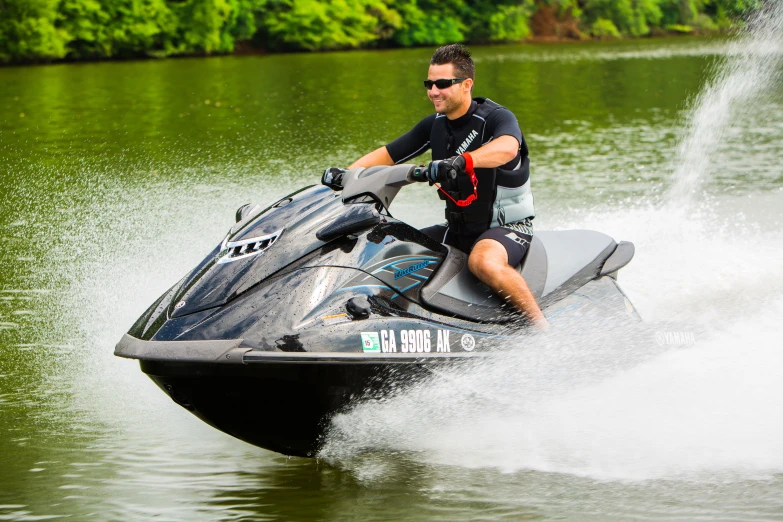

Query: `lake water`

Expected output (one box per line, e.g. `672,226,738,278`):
1,34,782,521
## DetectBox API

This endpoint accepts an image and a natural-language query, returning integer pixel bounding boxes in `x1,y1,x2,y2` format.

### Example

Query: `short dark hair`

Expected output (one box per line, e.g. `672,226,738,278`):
430,44,475,80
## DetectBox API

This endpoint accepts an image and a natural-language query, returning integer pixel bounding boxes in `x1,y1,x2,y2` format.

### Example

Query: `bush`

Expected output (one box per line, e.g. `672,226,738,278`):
0,0,69,61
392,0,465,46
262,0,403,50
693,13,718,31
583,0,663,36
57,0,180,59
590,17,621,38
487,3,534,42
665,23,694,32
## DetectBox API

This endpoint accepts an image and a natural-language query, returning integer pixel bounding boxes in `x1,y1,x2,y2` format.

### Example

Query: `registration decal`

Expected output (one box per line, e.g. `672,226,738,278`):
361,332,381,353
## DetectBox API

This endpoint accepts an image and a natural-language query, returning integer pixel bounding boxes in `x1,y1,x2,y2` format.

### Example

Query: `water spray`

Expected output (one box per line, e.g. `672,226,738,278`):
668,1,783,206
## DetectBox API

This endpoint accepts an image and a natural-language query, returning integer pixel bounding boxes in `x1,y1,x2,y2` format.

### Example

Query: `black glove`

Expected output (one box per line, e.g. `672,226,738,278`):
425,155,466,186
322,167,346,191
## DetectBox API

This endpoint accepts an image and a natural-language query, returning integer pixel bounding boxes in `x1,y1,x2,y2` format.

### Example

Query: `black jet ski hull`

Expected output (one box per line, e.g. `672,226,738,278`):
138,351,468,457
116,171,640,458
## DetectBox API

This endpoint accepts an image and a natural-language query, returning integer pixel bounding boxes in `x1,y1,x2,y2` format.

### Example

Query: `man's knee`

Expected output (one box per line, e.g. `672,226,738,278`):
467,250,485,277
468,240,507,279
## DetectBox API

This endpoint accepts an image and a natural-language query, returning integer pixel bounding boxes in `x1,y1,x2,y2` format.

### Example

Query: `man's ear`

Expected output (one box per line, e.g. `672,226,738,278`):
463,78,474,94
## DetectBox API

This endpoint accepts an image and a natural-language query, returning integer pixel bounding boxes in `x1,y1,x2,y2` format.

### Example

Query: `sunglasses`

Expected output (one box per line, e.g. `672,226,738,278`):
424,78,467,90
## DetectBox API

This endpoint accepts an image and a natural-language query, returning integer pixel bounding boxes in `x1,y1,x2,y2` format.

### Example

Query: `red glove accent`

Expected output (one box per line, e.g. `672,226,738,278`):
461,152,474,175
458,152,478,207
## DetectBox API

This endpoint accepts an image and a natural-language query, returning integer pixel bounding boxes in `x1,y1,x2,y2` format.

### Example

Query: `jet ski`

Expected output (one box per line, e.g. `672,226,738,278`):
115,164,639,457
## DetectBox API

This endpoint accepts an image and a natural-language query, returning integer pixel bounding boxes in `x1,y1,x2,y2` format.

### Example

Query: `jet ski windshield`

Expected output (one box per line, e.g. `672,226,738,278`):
340,164,419,212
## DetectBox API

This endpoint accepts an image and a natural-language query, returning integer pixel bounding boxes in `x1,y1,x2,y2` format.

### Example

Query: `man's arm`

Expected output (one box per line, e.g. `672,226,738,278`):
348,146,394,169
349,114,436,169
468,135,520,168
468,107,525,169
428,134,521,185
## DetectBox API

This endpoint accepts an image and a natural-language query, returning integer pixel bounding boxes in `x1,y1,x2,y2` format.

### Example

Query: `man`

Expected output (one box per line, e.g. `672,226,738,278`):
332,44,548,329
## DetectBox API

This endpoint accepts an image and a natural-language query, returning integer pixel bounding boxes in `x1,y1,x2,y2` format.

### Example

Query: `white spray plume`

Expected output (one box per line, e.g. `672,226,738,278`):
668,2,783,206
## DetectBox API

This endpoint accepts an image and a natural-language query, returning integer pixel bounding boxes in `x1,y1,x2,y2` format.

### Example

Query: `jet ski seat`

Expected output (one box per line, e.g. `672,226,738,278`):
420,230,623,322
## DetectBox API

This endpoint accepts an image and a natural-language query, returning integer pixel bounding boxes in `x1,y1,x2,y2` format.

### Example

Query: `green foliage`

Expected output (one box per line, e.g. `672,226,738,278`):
0,0,763,62
172,0,265,53
590,17,621,37
462,0,535,43
659,0,697,26
0,0,68,61
487,4,533,42
392,0,466,46
702,0,760,27
703,0,760,17
173,0,230,53
57,0,179,59
665,23,694,32
583,0,663,36
540,0,583,19
693,13,718,30
261,0,404,50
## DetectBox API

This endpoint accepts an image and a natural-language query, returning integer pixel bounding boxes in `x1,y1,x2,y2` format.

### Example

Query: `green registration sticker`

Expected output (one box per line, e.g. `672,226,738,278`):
360,332,381,353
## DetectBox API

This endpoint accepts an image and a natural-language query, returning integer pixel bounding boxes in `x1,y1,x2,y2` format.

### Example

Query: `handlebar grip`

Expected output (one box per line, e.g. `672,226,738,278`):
411,165,428,182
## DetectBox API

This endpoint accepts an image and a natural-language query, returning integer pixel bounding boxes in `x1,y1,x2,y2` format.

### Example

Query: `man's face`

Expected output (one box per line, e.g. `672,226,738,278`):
427,63,472,115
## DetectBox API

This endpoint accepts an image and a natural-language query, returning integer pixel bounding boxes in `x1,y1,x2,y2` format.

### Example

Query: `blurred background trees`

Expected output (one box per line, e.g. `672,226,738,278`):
0,0,760,63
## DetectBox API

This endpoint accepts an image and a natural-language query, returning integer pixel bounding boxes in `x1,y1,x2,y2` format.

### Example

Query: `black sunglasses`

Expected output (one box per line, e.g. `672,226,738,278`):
424,78,467,90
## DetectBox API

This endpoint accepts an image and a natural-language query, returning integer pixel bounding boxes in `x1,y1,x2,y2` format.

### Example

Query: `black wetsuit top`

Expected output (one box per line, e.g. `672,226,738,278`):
386,100,527,167
386,99,535,265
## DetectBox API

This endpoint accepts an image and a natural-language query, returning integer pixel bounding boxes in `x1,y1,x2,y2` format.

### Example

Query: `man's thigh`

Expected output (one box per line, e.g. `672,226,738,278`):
472,227,532,267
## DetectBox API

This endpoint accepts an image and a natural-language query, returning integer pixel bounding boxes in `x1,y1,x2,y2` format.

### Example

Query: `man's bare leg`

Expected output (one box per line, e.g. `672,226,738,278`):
468,238,550,329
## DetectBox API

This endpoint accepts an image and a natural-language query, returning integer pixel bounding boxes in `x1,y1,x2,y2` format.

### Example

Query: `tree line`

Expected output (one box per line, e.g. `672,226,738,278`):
0,0,758,64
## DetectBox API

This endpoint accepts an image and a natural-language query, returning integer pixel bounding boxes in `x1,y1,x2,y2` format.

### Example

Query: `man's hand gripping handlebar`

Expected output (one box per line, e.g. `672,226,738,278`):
414,153,478,207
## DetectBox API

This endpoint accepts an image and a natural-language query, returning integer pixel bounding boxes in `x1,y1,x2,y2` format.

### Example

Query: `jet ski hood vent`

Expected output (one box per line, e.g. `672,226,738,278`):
165,185,360,320
217,229,283,264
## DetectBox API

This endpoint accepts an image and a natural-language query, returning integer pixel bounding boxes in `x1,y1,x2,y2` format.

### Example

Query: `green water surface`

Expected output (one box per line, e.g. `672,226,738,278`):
2,37,782,521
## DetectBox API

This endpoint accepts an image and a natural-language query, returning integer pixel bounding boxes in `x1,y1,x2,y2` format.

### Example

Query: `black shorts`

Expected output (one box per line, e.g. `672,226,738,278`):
420,222,533,267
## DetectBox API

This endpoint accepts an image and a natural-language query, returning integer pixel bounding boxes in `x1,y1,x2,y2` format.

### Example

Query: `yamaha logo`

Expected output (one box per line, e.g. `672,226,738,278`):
456,129,479,155
174,301,186,310
460,333,476,352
